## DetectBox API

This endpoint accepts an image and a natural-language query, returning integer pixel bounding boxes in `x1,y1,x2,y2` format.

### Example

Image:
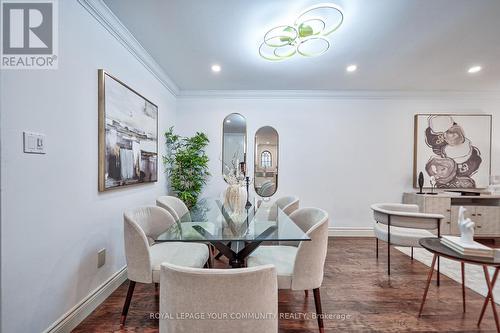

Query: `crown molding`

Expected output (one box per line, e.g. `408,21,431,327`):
178,89,500,100
78,0,179,96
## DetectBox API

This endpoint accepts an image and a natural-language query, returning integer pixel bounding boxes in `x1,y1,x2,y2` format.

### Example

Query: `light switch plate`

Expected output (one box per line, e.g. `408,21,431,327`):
23,131,46,154
97,248,106,268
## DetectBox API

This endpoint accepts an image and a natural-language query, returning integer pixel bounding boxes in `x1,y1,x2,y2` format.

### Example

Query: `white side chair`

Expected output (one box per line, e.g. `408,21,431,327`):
160,263,278,333
156,195,215,265
268,196,299,220
122,206,210,327
156,195,191,222
247,207,329,333
371,203,444,279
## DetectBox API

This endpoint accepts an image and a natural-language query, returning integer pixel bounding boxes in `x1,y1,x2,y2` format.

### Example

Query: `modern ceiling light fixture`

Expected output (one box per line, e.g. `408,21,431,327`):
259,3,344,61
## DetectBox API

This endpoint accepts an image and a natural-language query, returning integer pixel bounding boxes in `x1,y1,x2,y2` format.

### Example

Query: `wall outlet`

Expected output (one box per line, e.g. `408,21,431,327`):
23,131,46,154
97,248,106,268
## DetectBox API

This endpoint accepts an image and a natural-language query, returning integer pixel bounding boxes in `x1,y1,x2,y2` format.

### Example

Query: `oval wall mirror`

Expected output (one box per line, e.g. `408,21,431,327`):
254,126,279,197
222,113,247,181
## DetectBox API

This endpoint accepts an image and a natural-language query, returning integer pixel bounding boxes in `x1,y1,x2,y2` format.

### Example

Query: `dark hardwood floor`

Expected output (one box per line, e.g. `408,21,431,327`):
73,238,499,332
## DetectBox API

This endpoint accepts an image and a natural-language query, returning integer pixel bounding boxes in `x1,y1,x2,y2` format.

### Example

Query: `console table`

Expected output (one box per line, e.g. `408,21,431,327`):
403,193,500,237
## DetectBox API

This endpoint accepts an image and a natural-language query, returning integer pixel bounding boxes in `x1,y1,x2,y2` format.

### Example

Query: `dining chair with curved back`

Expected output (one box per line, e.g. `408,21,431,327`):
156,195,215,265
160,263,278,333
371,203,443,280
156,195,191,222
268,195,299,221
247,207,329,333
122,206,209,327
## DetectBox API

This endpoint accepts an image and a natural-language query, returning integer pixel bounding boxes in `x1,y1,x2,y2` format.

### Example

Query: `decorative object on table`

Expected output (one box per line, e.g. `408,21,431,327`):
254,126,279,197
441,236,494,258
223,159,247,214
417,172,425,194
222,113,247,182
413,114,492,189
245,176,252,209
427,176,438,195
98,69,158,191
440,205,494,258
458,206,475,244
163,127,210,208
259,3,343,61
488,175,500,194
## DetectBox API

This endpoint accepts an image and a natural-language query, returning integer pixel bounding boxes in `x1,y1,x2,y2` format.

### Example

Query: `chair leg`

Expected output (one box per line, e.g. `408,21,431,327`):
387,219,391,276
313,288,324,333
411,247,414,261
120,280,136,327
305,290,309,297
376,238,379,259
387,242,391,276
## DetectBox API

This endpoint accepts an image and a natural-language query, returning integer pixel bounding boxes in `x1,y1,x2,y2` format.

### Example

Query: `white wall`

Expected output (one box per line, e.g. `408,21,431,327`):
0,1,175,332
176,95,500,231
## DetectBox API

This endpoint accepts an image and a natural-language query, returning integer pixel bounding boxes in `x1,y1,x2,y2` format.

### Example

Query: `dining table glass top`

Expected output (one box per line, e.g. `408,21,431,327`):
155,198,311,243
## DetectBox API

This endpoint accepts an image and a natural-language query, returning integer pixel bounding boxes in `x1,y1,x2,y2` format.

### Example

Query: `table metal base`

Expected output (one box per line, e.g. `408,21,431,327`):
192,224,277,268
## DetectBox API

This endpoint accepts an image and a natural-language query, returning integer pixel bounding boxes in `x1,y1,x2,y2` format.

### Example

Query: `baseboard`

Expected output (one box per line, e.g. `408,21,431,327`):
43,266,127,333
329,227,374,237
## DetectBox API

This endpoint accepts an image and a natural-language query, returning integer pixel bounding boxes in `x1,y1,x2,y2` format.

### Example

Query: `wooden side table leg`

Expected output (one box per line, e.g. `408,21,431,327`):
418,254,437,317
437,256,440,287
461,262,466,313
478,266,500,328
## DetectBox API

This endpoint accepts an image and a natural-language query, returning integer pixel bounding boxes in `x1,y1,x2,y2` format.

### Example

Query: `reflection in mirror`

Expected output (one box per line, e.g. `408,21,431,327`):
254,126,279,197
222,113,247,181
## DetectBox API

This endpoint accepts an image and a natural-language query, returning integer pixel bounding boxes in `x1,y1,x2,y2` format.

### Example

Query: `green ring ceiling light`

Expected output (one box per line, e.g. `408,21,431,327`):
259,3,343,61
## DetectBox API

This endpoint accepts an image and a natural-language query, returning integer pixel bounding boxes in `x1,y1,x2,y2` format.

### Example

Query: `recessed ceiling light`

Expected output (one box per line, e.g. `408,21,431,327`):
211,64,221,72
467,65,482,74
346,64,357,72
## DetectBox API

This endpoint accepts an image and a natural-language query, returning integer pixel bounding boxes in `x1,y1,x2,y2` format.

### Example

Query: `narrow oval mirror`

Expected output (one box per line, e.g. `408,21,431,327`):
222,113,247,181
254,126,279,197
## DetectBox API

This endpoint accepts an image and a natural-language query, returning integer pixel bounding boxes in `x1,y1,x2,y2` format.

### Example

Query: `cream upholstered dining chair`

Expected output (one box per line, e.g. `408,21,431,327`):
160,263,278,333
268,195,299,220
156,195,215,265
247,207,329,333
121,206,210,327
371,203,444,278
156,195,191,222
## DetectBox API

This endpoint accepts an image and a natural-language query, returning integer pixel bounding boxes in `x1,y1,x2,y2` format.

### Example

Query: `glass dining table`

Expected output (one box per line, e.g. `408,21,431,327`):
155,198,310,268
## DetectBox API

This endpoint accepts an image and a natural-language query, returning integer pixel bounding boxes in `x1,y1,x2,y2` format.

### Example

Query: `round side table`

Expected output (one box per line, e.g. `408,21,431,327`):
418,237,500,332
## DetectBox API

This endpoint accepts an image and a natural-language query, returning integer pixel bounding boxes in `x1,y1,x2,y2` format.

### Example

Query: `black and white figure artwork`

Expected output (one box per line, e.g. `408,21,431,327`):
414,114,491,189
98,70,158,191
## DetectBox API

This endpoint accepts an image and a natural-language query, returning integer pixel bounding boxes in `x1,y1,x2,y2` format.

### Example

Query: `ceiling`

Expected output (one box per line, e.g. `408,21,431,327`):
103,0,500,91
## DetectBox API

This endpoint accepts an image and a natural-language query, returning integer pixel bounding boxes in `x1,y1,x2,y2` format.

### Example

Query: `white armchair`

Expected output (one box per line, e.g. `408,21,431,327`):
156,195,215,266
160,263,278,333
121,206,209,327
371,203,443,278
268,196,299,221
156,195,191,222
247,207,329,333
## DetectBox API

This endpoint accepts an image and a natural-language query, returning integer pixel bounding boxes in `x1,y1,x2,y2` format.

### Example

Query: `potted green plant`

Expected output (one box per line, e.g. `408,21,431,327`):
163,127,210,208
